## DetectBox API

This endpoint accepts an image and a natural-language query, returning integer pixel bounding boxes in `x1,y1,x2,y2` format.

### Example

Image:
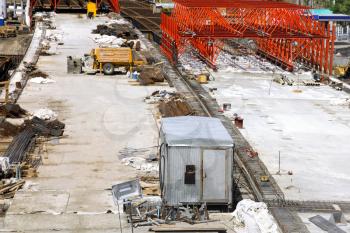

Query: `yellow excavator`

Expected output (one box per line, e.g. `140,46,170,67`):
335,62,350,80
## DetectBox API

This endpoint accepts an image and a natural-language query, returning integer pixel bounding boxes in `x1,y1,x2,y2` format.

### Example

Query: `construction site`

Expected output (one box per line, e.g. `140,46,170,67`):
0,0,350,232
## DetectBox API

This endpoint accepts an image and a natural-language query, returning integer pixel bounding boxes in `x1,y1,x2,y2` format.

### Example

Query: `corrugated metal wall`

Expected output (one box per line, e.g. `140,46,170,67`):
164,146,202,205
162,146,233,206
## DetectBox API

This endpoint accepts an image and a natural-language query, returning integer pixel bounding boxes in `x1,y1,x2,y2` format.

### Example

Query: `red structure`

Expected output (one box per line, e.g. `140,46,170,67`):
161,0,336,75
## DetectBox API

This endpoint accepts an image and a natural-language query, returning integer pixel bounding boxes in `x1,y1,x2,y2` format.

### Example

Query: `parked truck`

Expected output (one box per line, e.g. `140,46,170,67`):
90,47,145,75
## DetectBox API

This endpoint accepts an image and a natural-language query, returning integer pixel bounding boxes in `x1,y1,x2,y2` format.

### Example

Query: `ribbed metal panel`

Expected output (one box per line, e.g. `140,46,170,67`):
161,143,234,206
164,146,201,205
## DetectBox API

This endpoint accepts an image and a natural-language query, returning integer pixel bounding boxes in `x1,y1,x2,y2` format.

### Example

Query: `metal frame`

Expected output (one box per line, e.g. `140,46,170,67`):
29,0,120,16
160,0,336,75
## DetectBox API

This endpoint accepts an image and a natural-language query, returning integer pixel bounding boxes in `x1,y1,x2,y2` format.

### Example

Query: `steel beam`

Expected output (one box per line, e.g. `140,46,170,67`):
160,0,335,74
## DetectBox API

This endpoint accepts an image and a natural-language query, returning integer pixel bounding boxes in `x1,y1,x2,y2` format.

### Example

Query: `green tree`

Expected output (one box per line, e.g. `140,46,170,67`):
331,0,350,15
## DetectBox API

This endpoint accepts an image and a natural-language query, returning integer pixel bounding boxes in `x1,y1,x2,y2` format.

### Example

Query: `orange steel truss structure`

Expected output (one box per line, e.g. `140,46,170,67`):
160,0,336,74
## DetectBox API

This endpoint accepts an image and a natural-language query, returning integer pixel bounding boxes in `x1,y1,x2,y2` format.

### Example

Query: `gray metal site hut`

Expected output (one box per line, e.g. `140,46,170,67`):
159,116,234,207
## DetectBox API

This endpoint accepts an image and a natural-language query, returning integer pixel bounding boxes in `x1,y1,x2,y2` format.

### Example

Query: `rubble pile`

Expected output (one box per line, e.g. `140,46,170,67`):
27,69,49,79
124,196,211,228
138,66,165,85
178,47,287,75
144,90,176,104
145,90,193,117
39,15,62,56
0,120,21,137
92,24,138,40
91,20,144,49
0,179,25,199
139,175,160,196
0,103,27,118
159,95,193,117
34,12,56,29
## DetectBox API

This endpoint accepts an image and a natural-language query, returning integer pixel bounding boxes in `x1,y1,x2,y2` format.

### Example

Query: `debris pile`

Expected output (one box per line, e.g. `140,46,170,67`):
92,24,138,40
0,120,21,137
92,21,143,49
27,69,49,79
144,90,176,104
126,198,211,227
159,95,193,117
119,147,158,173
0,103,27,118
40,25,62,55
273,72,320,87
144,90,192,117
138,66,165,85
121,157,158,172
139,175,160,196
2,107,64,165
0,179,25,199
116,179,212,228
34,12,56,29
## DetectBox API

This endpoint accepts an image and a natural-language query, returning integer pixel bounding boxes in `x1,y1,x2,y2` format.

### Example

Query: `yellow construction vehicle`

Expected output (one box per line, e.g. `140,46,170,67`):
0,26,17,38
87,1,97,18
335,62,350,79
91,47,145,75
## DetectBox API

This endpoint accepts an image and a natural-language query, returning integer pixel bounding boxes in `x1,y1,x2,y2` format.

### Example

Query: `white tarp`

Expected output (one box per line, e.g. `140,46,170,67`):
231,199,279,233
32,108,57,120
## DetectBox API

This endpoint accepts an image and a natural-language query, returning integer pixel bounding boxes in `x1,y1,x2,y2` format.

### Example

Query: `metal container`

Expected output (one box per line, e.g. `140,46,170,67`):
67,56,82,74
160,116,234,207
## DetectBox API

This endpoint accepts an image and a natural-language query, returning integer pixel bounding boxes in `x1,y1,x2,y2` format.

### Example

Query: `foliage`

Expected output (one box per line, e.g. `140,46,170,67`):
331,0,350,15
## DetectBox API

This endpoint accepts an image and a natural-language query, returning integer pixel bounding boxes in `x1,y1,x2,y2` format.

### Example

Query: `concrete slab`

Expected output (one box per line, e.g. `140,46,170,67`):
6,190,69,215
4,213,128,231
4,14,162,231
205,71,350,201
298,212,350,233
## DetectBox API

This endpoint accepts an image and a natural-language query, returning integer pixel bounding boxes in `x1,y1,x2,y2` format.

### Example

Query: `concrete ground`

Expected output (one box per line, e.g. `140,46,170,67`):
205,71,350,202
2,14,162,232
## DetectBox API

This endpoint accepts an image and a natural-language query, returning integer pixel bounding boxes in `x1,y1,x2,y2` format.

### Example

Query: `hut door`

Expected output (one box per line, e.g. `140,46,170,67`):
202,150,226,201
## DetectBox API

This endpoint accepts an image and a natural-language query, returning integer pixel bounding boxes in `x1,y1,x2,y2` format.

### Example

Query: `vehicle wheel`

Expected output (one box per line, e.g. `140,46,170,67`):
103,63,114,75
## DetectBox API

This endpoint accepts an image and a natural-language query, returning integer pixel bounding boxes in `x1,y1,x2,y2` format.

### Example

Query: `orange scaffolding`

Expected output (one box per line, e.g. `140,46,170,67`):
160,0,335,74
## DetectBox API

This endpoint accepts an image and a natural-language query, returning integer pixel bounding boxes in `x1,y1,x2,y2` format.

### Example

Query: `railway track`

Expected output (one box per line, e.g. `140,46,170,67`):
120,0,162,43
120,1,350,232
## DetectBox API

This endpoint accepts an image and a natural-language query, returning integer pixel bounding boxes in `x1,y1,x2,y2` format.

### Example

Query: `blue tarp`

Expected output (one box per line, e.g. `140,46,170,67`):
310,8,350,22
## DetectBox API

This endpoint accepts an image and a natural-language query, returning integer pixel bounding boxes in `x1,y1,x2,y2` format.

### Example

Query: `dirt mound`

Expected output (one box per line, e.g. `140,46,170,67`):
0,120,21,137
92,24,138,40
0,104,27,118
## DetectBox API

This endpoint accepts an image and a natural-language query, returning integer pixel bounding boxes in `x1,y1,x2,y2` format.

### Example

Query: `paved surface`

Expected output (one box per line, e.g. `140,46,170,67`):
3,14,161,232
205,71,350,202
